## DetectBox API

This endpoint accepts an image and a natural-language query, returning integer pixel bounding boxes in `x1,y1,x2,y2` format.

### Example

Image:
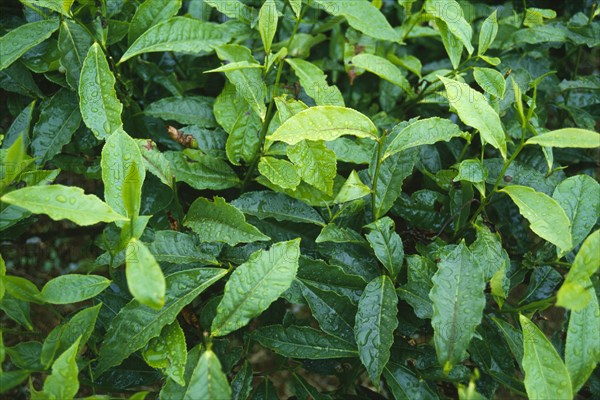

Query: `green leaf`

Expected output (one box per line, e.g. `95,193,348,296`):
478,10,498,55
397,255,435,319
258,0,278,54
470,222,508,280
126,238,166,310
525,128,600,148
491,317,524,370
160,347,201,399
334,171,371,204
79,43,124,140
553,175,600,249
2,276,42,303
355,275,398,387
101,129,145,219
1,134,28,192
143,321,187,386
137,139,174,188
22,0,74,16
0,185,127,226
351,54,412,94
41,304,101,369
0,370,30,394
120,17,232,63
58,20,93,89
436,18,463,69
31,89,81,165
258,157,301,190
0,19,58,71
183,196,270,246
425,0,473,54
165,150,240,190
565,280,599,393
300,281,356,344
439,76,507,159
287,140,336,195
183,349,231,400
383,363,439,400
365,217,404,281
473,67,506,98
286,58,345,106
312,0,400,42
267,106,378,144
96,268,227,375
556,230,600,310
429,242,486,371
214,44,267,121
145,96,216,127
252,325,357,359
316,223,365,244
520,314,573,400
204,0,258,24
128,0,182,45
42,336,81,400
212,240,300,336
384,117,465,159
232,191,325,226
454,159,488,196
500,185,572,253
40,274,110,304
146,231,219,265
231,360,253,400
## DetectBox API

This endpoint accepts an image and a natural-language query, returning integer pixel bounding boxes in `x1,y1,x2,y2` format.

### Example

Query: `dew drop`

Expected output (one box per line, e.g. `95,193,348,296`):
56,195,67,203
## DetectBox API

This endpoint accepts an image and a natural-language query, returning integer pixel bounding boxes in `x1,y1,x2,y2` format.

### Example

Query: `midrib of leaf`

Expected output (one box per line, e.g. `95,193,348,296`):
259,334,357,355
40,105,79,160
64,24,82,66
228,71,265,119
94,49,112,130
530,337,553,399
446,263,463,362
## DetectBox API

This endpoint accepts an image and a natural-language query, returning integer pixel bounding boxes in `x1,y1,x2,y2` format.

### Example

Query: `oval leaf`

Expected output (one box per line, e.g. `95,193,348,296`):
0,19,58,71
525,128,600,148
41,275,110,304
183,349,231,400
126,238,166,310
351,54,412,94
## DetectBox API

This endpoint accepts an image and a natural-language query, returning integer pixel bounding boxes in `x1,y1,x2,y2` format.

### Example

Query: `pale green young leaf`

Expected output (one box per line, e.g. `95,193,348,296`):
429,242,486,371
1,134,28,192
553,175,600,249
557,230,600,310
384,117,465,159
525,128,600,148
473,67,506,98
437,19,463,69
41,304,101,369
211,240,300,337
520,314,573,400
289,0,302,18
31,89,81,164
58,20,93,89
268,106,378,144
425,0,473,54
206,61,264,73
21,0,74,16
334,171,371,204
355,275,398,387
183,196,270,246
258,0,278,54
365,217,404,281
252,325,357,359
126,238,166,310
101,129,145,219
0,19,58,71
2,275,42,303
143,321,187,386
287,140,336,195
0,185,127,226
183,349,231,400
4,100,35,149
286,58,344,106
232,191,325,226
40,275,110,304
439,76,507,159
312,0,400,42
42,336,81,400
478,10,498,55
258,157,301,190
79,43,123,140
351,54,412,95
145,96,216,127
96,268,227,375
128,0,182,45
500,185,572,253
120,17,232,63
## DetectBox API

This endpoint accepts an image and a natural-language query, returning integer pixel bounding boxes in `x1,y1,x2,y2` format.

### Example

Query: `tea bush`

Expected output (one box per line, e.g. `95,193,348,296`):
1,0,599,399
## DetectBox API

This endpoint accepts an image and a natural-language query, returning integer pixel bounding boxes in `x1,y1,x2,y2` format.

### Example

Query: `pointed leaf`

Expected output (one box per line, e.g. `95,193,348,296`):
351,54,412,94
500,185,572,252
268,106,378,144
397,255,435,319
252,325,357,359
334,171,371,203
0,19,59,71
79,43,123,140
165,151,240,190
40,275,110,304
473,67,506,98
212,240,300,336
478,11,498,55
143,321,187,386
231,360,253,400
425,0,473,53
183,349,231,400
42,336,81,400
525,128,600,148
520,314,572,400
232,191,325,226
365,217,404,281
429,242,486,371
183,196,270,246
126,238,166,310
258,0,278,54
145,96,216,127
0,185,127,226
287,140,336,195
58,20,93,89
355,275,398,386
128,0,182,44
286,58,344,106
439,76,506,159
258,157,301,190
96,268,227,375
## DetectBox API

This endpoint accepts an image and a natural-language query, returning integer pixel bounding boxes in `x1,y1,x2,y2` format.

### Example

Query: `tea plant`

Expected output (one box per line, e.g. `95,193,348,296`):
1,0,599,399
